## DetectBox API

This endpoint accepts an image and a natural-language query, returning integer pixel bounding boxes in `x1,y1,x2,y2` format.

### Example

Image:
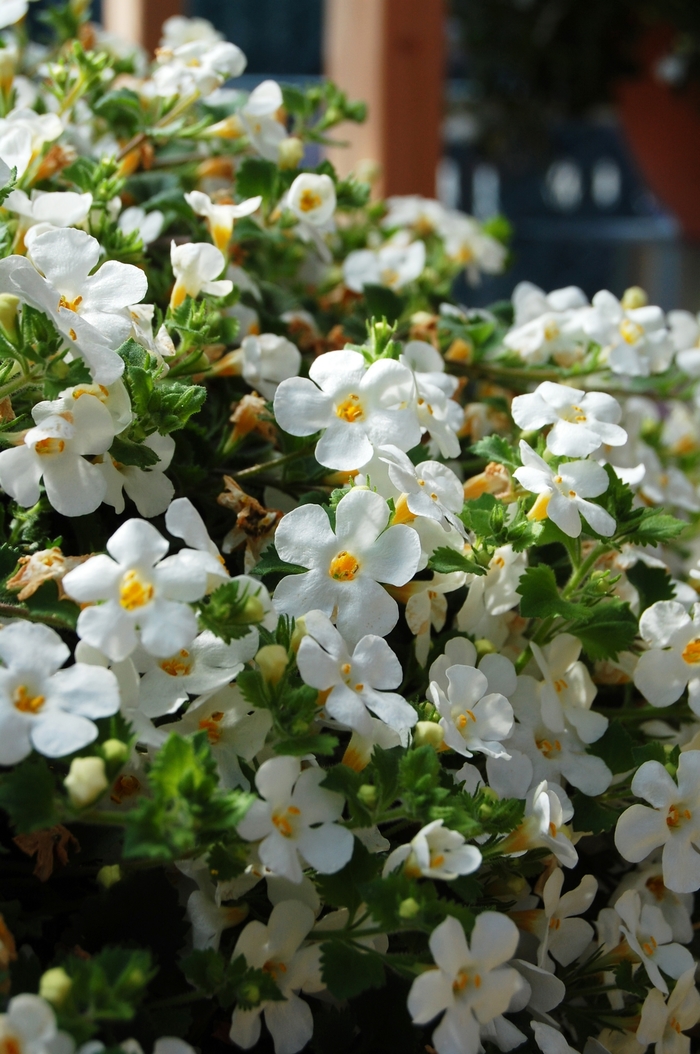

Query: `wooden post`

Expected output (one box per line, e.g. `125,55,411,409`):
101,0,182,53
324,0,444,198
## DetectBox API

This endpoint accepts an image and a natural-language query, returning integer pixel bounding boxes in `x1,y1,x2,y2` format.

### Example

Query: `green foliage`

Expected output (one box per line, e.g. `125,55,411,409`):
236,158,279,204
516,565,587,621
182,949,285,1009
470,434,521,471
56,948,155,1043
122,733,254,861
0,755,59,833
321,942,385,1000
626,562,676,611
428,546,486,575
197,579,266,643
118,340,207,437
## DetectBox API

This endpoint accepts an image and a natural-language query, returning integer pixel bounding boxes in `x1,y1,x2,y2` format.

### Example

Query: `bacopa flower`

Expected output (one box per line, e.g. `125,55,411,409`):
511,382,626,457
296,609,416,735
99,433,176,519
5,189,92,243
0,622,119,764
169,241,233,309
234,332,302,400
0,390,115,516
379,445,467,536
634,601,700,712
615,752,700,894
62,518,208,662
383,819,482,880
273,487,421,645
427,663,514,760
0,994,73,1054
614,889,694,993
636,966,700,1054
118,205,165,247
533,868,598,970
236,755,354,883
184,189,261,252
530,634,608,745
514,441,616,539
407,912,522,1054
273,349,421,471
229,900,323,1054
287,173,336,227
584,289,674,377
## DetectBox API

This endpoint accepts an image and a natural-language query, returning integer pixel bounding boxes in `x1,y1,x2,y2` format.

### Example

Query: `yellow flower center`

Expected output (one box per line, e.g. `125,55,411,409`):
380,267,400,287
335,393,364,422
298,189,322,212
666,804,692,828
537,737,562,759
263,959,288,981
641,936,657,957
620,318,644,345
682,638,700,665
13,685,45,713
457,709,477,729
549,917,562,930
58,294,83,313
553,678,568,693
1,1035,22,1054
119,569,154,611
645,875,665,901
160,650,193,677
329,551,360,581
453,969,481,993
543,321,560,341
272,805,301,838
35,437,65,456
429,852,445,869
198,711,225,744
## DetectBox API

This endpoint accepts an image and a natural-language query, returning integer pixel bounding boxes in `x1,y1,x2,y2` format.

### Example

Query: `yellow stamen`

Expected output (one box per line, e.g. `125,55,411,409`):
119,569,154,611
682,639,700,665
35,437,65,456
58,294,83,313
13,686,45,713
335,393,364,422
298,189,322,212
329,551,360,581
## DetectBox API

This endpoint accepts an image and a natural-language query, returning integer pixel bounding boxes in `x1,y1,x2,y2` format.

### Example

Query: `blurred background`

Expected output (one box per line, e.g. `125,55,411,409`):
44,0,700,311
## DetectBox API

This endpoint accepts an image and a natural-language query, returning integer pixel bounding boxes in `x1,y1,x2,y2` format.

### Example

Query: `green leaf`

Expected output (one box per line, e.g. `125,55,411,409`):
428,546,486,576
460,492,500,539
632,741,666,767
108,435,160,470
320,941,385,1000
624,509,686,547
0,755,59,833
181,949,225,995
570,792,620,835
626,562,676,611
470,435,521,471
236,157,278,203
57,947,155,1043
515,565,588,621
236,669,269,709
207,841,249,882
569,600,638,661
249,544,307,580
588,721,635,774
315,839,381,914
362,285,404,324
197,579,266,644
274,733,339,757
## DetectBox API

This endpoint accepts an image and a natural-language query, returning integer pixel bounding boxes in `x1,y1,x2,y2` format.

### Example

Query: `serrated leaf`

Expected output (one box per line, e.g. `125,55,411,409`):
109,435,160,469
428,546,486,575
632,741,666,766
236,157,278,202
249,543,307,580
315,839,381,914
470,435,520,471
181,948,225,994
588,721,635,774
569,601,638,661
570,792,620,835
362,284,404,323
626,563,675,611
320,941,385,999
197,579,264,644
516,565,588,621
274,733,339,756
0,756,58,833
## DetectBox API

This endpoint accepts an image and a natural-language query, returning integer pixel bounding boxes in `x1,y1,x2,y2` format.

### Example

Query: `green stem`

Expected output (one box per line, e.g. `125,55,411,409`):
0,367,41,400
145,991,207,1012
76,809,128,826
0,602,75,630
232,447,314,481
562,542,611,597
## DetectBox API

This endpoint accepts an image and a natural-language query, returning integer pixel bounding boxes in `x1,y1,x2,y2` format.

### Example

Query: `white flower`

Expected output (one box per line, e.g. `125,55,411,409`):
27,227,148,349
612,857,695,944
64,756,108,809
5,189,92,243
234,333,301,400
615,752,700,894
440,212,507,284
535,867,597,970
427,663,514,760
514,441,615,539
511,383,626,457
0,994,73,1054
634,601,700,712
343,240,426,292
407,913,522,1054
456,545,527,646
399,341,462,459
383,819,482,880
170,241,233,309
0,1,32,30
636,967,700,1054
229,900,323,1054
614,889,694,993
531,1022,579,1054
63,518,208,662
287,173,336,227
501,780,578,868
273,487,421,646
0,622,119,764
0,390,115,516
296,609,416,735
379,445,467,536
273,349,421,471
98,433,175,519
400,571,467,666
160,15,222,47
584,289,674,377
118,206,164,247
151,40,246,99
165,497,231,591
504,312,588,367
530,634,608,744
0,108,62,179
237,755,354,883
185,190,261,253
173,684,273,789
382,195,447,234
637,446,700,514
668,309,700,375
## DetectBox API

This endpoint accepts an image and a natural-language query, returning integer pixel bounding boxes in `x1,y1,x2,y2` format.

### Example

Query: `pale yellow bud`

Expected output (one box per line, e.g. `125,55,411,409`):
64,756,108,809
278,136,304,170
39,967,72,1006
255,644,288,685
0,295,19,341
101,739,129,765
398,897,421,919
621,286,648,310
290,615,308,654
475,638,497,658
412,721,444,749
97,865,122,890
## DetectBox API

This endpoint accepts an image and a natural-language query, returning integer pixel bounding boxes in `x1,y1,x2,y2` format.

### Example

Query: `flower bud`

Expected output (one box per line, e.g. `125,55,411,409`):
255,644,288,685
474,638,497,658
357,784,377,808
621,286,647,310
240,982,261,1005
412,721,444,749
64,756,108,808
101,739,129,765
278,136,304,170
97,864,122,890
290,615,308,653
398,897,421,919
240,594,266,624
0,295,19,341
39,967,72,1006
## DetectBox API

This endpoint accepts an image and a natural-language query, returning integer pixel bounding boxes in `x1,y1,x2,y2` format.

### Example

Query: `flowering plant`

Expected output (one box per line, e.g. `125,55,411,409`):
0,6,700,1054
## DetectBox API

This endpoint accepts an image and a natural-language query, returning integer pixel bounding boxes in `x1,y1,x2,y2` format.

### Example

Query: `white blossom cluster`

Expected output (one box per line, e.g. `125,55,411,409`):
1,9,700,1054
